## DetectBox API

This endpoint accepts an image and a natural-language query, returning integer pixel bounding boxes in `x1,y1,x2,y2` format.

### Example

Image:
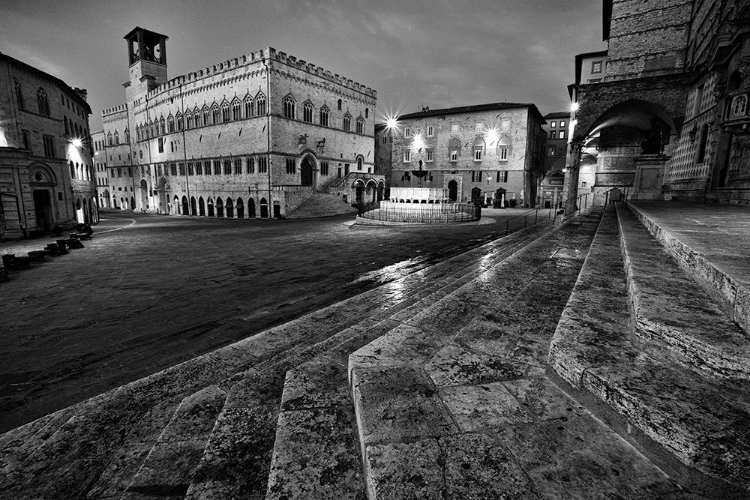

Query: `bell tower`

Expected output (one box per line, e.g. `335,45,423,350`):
123,27,168,103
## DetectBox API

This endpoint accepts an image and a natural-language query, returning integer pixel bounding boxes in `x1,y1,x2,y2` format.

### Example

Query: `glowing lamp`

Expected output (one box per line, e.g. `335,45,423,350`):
71,138,83,147
570,102,579,112
385,116,398,130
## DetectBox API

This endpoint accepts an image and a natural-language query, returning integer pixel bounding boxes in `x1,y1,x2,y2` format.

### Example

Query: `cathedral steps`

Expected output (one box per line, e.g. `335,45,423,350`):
345,210,686,498
285,192,357,219
0,217,549,499
617,204,750,380
548,204,750,498
184,223,549,498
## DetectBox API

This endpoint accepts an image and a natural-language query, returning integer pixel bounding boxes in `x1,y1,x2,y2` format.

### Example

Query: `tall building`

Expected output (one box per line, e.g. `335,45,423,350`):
91,131,110,209
102,27,382,218
540,111,571,209
383,103,546,208
567,0,750,210
0,52,97,240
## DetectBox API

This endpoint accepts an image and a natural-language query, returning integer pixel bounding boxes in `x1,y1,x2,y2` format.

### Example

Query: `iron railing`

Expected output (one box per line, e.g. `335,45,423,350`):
358,201,479,223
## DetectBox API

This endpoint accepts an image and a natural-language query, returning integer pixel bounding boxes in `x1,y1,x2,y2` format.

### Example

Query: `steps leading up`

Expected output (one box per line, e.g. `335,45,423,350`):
549,204,750,498
186,225,551,498
286,192,356,219
347,210,687,498
617,204,750,380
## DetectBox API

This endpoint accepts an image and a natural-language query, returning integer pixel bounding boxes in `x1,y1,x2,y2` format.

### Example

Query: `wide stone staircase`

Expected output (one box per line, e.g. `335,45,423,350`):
286,193,357,219
1,202,748,499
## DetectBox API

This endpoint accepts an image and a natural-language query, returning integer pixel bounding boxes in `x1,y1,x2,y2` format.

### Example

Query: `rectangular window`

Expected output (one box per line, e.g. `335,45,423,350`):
499,147,508,160
118,167,122,177
223,159,232,175
158,138,164,153
426,149,433,162
344,163,350,175
382,136,387,144
450,150,458,162
559,130,565,139
474,148,482,161
427,126,433,137
591,60,602,74
22,130,30,150
338,167,342,178
402,172,411,181
500,119,510,132
196,161,203,175
170,163,177,176
286,158,295,174
550,121,556,128
404,127,411,138
549,131,556,139
549,146,556,156
234,158,242,174
320,161,329,176
404,150,411,162
475,122,484,133
188,162,194,175
247,157,255,174
560,120,566,127
258,156,267,174
496,170,508,182
451,123,459,134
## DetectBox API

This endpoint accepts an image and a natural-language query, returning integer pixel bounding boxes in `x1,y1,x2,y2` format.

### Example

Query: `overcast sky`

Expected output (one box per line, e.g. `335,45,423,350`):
1,0,607,131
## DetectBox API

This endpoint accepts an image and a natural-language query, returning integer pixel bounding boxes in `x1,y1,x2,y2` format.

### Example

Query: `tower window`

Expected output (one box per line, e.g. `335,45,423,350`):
303,101,313,123
283,96,296,119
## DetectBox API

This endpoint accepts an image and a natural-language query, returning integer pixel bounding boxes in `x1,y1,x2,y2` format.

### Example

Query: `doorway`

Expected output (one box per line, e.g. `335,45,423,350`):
33,190,52,231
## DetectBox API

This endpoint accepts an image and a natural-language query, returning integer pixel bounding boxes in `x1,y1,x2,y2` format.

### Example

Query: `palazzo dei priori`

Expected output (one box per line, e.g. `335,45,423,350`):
102,27,382,218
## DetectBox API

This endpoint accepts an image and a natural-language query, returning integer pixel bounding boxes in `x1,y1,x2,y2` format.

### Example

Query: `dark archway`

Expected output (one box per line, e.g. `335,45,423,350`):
249,197,256,218
199,196,205,216
448,180,458,202
207,197,215,217
190,196,197,215
181,196,189,216
236,197,244,218
301,156,314,186
260,197,268,218
226,197,234,218
140,179,148,210
33,190,52,231
216,197,224,217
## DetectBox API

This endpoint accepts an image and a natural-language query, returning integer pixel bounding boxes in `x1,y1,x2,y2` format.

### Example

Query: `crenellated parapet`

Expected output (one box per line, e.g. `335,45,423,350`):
102,104,129,118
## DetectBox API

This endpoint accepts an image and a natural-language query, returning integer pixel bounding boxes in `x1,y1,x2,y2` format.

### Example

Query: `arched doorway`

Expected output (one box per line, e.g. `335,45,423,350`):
140,179,148,210
207,197,215,217
301,156,314,186
353,180,365,205
248,197,256,218
199,197,205,216
190,196,197,215
226,197,234,218
236,197,244,218
448,180,458,202
182,196,189,216
29,164,57,231
172,195,179,214
260,197,268,218
216,197,224,217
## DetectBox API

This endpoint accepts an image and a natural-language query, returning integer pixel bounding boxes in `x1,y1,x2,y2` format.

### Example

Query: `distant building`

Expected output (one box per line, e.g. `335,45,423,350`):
91,131,111,209
102,27,383,218
0,51,97,240
540,111,571,209
567,0,750,209
384,103,546,208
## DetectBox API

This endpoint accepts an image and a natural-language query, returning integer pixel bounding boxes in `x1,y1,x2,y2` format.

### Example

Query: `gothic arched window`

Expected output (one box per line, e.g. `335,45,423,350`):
319,106,329,127
15,80,24,110
342,113,351,132
37,88,50,116
283,95,296,119
303,101,313,123
256,93,266,115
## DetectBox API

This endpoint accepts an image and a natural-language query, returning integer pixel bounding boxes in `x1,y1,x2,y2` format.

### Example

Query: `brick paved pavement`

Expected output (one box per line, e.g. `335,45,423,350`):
0,208,551,432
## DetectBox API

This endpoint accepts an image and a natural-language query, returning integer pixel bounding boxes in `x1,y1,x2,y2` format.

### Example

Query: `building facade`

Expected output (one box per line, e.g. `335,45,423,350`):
0,52,97,240
567,0,750,210
384,103,546,208
102,27,382,219
92,131,111,209
540,111,571,209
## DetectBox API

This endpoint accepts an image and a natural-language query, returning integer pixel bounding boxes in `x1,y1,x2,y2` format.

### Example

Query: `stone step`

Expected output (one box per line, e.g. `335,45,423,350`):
120,385,227,499
265,353,364,499
616,203,750,380
628,202,750,335
549,205,750,498
348,211,685,498
186,225,554,498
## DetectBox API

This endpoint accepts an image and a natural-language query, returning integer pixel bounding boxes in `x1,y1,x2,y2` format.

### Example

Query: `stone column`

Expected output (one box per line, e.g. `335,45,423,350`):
564,141,583,215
